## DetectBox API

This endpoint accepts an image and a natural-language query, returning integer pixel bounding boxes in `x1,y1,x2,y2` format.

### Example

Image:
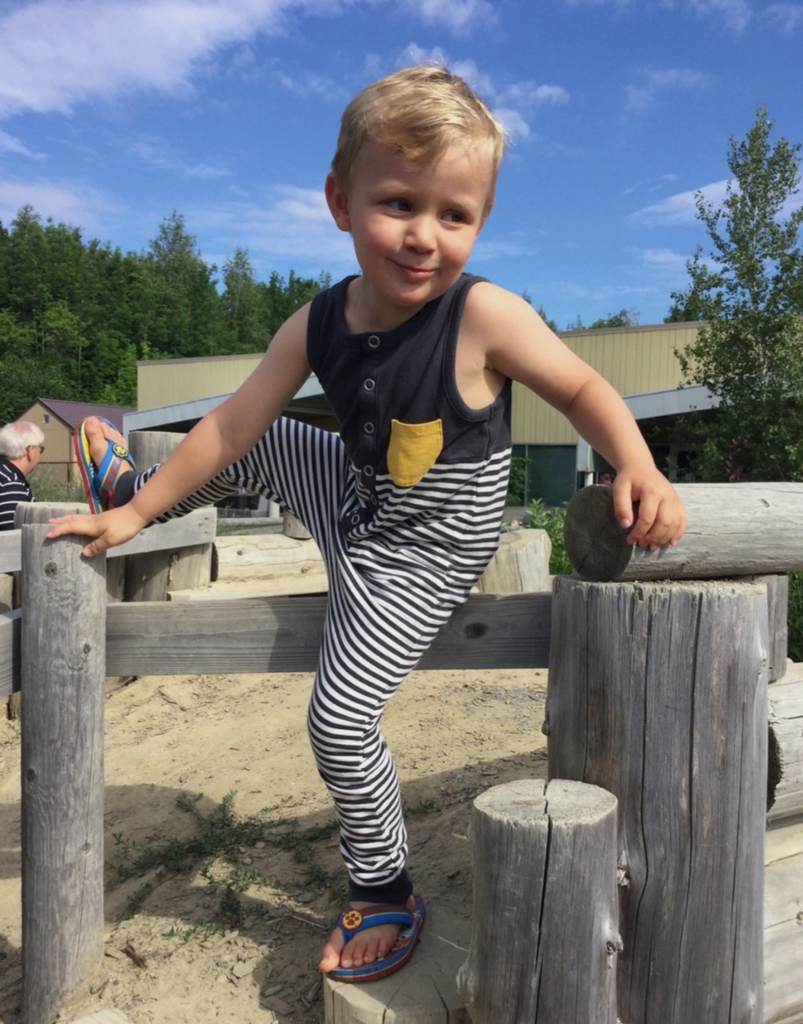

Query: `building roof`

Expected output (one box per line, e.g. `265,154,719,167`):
36,398,134,433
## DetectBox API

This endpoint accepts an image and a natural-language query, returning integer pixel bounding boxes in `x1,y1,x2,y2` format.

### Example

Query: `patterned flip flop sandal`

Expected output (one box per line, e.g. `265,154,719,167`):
73,417,136,514
328,893,426,983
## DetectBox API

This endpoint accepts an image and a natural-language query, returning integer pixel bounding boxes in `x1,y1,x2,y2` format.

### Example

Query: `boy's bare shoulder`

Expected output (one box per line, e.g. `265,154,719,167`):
463,281,545,348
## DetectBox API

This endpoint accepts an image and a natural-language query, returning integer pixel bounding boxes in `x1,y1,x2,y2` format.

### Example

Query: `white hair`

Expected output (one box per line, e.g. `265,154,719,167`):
0,420,45,459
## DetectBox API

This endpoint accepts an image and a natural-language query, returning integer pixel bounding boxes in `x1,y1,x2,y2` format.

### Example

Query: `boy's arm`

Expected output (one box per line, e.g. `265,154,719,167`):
466,284,686,549
49,305,313,556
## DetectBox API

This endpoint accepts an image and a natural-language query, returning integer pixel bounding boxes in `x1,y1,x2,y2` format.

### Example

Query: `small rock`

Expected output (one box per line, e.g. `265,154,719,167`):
232,957,260,979
262,983,285,997
104,947,126,960
295,891,315,904
255,841,266,849
262,995,292,1015
178,773,189,783
305,979,322,1001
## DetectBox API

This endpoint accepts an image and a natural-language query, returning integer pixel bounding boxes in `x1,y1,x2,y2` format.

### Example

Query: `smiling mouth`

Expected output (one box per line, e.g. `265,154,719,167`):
394,262,436,276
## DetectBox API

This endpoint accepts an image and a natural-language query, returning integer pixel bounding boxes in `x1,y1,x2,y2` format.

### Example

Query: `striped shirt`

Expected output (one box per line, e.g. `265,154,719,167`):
0,456,32,531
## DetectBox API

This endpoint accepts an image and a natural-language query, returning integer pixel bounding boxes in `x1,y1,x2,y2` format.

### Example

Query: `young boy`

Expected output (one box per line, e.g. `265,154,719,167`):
50,65,686,983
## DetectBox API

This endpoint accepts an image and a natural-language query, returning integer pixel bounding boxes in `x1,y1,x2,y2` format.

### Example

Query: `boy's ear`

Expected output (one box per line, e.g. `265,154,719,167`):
325,173,351,232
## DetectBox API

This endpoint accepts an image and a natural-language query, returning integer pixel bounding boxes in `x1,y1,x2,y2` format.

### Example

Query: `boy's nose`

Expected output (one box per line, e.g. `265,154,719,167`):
404,216,436,251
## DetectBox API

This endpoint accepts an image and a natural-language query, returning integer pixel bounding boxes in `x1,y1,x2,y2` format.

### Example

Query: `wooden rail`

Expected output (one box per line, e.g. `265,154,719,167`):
0,506,216,574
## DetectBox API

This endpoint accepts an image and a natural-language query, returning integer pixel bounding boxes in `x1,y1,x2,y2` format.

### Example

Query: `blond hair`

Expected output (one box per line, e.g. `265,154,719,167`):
331,65,506,213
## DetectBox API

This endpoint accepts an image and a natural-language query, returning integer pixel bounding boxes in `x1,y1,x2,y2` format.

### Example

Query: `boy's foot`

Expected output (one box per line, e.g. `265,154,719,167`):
319,894,424,980
74,416,136,513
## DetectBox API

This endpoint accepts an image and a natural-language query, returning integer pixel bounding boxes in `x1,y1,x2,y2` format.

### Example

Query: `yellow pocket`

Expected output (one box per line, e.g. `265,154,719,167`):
387,418,443,487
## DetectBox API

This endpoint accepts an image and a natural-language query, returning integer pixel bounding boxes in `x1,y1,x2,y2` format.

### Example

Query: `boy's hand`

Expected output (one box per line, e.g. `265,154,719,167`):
47,505,148,558
612,466,686,550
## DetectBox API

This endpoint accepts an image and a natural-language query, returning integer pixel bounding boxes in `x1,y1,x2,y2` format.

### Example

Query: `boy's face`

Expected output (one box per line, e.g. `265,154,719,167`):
326,140,493,327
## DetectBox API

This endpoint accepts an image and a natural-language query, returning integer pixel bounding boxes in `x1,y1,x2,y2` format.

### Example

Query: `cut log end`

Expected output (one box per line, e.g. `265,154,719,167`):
564,486,631,582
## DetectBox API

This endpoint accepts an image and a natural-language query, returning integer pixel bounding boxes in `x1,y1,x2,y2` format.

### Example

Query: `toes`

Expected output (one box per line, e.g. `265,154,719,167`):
318,929,344,973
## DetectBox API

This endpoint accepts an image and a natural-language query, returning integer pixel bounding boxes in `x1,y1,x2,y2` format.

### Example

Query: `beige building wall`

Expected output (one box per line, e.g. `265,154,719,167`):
512,321,701,444
138,353,263,411
18,400,75,484
138,323,702,444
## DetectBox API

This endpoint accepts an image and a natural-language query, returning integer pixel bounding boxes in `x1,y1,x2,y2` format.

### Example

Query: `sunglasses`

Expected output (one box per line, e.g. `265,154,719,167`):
27,444,45,454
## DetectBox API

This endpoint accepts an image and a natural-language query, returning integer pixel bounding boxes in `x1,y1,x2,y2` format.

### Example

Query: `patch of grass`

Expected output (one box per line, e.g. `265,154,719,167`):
405,798,439,817
109,792,339,935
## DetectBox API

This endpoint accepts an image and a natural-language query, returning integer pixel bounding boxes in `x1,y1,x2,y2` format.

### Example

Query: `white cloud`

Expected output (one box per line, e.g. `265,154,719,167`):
494,109,530,143
687,0,751,31
0,178,119,229
562,0,752,30
641,247,690,282
498,82,570,108
0,0,344,119
625,67,711,113
767,2,803,32
188,185,355,264
128,136,230,178
397,43,569,145
274,70,349,101
400,0,497,34
471,238,538,261
0,129,43,158
632,180,730,225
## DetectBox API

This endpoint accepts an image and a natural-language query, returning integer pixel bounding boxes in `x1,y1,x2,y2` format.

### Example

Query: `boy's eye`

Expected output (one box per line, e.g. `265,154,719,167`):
442,210,466,224
384,198,412,212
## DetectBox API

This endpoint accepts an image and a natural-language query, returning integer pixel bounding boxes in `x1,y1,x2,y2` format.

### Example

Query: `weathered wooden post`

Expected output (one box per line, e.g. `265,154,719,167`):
457,779,620,1024
551,483,778,1023
768,662,803,823
17,502,107,1024
125,431,213,600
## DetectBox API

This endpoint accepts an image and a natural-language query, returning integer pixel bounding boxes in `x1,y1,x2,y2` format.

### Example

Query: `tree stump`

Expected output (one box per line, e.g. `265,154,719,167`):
475,529,551,594
457,778,619,1024
768,664,803,823
323,905,469,1022
125,431,213,600
547,576,767,1023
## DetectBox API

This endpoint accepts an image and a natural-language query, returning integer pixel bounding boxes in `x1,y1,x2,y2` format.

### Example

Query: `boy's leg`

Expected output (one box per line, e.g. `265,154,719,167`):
312,573,455,972
84,416,349,550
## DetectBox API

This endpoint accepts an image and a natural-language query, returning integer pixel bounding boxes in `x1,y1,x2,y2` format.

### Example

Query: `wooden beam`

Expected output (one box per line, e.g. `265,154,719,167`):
565,482,803,581
0,609,20,697
0,507,216,575
113,507,216,559
105,591,552,676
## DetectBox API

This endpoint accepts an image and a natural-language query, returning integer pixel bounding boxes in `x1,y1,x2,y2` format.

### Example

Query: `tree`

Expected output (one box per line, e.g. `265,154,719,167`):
565,309,640,331
670,108,803,480
222,248,263,352
589,309,639,330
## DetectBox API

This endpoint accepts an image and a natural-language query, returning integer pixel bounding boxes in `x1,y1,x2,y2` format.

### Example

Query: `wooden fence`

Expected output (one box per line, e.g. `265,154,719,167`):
2,478,803,1024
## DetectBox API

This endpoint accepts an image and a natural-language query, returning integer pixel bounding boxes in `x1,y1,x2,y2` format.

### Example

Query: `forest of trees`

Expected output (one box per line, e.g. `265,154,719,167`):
0,208,329,424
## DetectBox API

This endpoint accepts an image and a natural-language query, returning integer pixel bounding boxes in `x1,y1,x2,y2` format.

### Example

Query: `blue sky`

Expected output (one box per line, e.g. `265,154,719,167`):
0,0,801,329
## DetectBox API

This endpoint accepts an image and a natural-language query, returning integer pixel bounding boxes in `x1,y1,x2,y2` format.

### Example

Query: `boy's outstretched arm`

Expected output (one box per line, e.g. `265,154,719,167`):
466,285,686,550
48,306,312,557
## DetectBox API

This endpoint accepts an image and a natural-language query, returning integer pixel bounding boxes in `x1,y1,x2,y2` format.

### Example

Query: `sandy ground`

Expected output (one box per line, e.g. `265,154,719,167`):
0,614,548,1023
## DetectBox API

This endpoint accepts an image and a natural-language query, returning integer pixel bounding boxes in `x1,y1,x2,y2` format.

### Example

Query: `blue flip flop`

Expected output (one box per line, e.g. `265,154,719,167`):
73,417,136,514
329,893,426,983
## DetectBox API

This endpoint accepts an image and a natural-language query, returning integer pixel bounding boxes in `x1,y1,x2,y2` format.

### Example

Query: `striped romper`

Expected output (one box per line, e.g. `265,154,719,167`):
125,273,512,903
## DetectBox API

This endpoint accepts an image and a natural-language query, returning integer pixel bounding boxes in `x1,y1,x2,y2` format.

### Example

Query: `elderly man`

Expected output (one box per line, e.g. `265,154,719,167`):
0,420,45,531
